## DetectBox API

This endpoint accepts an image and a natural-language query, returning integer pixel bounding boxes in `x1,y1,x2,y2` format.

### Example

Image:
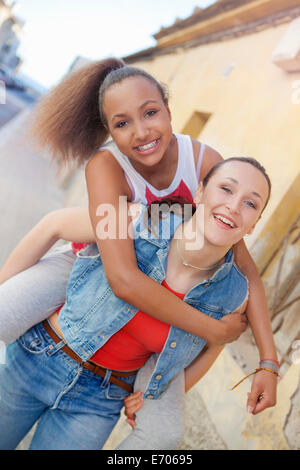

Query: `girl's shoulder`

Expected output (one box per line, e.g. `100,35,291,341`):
85,148,131,200
191,139,223,181
85,147,124,180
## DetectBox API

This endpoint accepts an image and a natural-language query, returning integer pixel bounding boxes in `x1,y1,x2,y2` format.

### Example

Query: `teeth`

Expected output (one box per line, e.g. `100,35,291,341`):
214,215,235,228
137,140,158,151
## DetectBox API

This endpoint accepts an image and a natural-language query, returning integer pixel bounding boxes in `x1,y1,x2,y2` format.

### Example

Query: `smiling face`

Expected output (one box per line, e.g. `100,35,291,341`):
102,76,173,170
194,160,270,249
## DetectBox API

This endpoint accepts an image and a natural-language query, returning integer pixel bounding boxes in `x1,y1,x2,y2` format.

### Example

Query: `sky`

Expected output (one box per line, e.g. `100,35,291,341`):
14,0,216,90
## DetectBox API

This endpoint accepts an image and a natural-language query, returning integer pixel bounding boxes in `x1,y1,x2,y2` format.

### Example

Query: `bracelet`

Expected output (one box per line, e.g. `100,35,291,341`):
231,367,279,391
260,358,280,367
259,360,279,374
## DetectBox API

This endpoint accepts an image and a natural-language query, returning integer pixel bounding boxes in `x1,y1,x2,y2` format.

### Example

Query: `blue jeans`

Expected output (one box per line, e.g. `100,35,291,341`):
0,322,136,450
0,244,185,449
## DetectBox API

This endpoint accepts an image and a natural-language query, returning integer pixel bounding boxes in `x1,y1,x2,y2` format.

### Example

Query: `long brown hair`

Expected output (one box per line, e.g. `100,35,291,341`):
31,58,168,167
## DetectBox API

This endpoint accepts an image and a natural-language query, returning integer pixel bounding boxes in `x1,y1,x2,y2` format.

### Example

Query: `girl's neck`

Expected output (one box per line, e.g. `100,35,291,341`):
165,219,230,293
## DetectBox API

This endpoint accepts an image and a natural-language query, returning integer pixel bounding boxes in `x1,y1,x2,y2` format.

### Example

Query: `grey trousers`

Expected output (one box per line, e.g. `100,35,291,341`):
117,356,185,450
0,243,185,449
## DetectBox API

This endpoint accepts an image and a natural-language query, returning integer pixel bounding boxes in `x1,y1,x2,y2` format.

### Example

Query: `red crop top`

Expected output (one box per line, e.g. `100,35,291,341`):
57,280,185,370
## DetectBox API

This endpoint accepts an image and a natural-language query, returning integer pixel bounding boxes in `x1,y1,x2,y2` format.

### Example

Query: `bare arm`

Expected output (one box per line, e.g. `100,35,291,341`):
234,240,277,361
180,288,244,391
0,207,95,285
233,240,278,414
184,344,224,392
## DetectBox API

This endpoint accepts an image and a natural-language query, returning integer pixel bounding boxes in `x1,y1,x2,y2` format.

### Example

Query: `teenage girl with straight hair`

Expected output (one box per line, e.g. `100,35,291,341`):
0,157,275,450
0,59,277,421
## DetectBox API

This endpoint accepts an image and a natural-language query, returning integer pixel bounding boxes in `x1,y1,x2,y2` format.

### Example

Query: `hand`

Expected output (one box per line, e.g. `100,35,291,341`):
217,312,248,344
246,369,277,415
124,391,144,428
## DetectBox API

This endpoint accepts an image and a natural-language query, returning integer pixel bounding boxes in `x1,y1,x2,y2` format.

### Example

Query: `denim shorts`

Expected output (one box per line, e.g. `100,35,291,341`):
0,322,136,450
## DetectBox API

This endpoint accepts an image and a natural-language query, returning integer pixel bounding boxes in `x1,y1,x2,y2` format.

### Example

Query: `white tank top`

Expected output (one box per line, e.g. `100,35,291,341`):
99,133,205,204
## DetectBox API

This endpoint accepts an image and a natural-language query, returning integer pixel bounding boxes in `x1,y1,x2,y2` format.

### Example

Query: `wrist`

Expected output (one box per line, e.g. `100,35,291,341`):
213,321,227,344
258,344,278,363
257,366,281,381
231,364,280,391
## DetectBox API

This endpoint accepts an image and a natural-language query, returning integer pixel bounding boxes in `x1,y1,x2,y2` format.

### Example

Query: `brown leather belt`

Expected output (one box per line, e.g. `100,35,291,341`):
42,320,135,393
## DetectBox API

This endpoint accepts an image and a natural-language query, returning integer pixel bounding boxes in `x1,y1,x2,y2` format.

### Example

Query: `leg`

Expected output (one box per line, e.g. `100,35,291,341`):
0,341,47,449
116,357,185,450
29,407,121,450
1,322,135,450
29,365,136,450
0,243,75,344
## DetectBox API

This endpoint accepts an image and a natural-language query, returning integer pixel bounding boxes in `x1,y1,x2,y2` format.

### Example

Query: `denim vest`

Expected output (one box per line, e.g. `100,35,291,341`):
58,207,248,399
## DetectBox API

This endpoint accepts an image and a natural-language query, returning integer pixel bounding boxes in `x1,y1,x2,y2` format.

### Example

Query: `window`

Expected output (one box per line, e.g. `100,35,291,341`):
181,111,211,138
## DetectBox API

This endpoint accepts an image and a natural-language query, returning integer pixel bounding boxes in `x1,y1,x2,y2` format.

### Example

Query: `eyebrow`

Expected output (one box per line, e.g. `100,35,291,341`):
224,177,262,199
111,100,160,122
